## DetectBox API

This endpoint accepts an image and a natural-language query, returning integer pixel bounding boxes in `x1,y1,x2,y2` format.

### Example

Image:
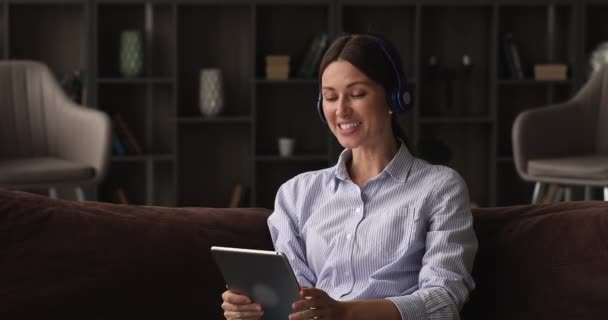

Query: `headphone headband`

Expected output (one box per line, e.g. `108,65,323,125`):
317,35,412,123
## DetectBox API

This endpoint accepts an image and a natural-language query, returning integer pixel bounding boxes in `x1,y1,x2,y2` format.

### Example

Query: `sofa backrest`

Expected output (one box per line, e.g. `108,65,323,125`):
1,188,607,319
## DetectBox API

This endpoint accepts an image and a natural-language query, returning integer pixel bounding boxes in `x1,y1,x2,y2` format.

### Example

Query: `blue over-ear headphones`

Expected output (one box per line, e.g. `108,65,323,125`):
317,35,412,123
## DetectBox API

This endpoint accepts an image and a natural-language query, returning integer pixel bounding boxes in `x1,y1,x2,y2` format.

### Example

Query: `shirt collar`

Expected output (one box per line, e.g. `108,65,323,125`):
334,140,414,183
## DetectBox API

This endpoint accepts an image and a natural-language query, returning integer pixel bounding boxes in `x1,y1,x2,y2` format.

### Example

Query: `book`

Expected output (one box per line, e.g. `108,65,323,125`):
509,41,525,79
297,33,329,78
114,188,129,204
229,184,243,208
112,126,127,156
112,113,143,155
501,33,517,79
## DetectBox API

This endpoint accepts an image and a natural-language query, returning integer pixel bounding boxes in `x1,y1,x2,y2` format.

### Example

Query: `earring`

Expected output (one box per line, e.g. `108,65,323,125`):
388,110,393,115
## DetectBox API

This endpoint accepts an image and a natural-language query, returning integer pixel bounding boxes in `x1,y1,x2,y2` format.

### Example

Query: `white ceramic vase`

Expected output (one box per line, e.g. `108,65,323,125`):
119,30,143,78
199,69,224,116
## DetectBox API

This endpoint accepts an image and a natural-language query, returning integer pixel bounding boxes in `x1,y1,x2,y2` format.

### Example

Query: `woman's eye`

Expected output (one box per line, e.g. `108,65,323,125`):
352,92,366,98
324,96,338,101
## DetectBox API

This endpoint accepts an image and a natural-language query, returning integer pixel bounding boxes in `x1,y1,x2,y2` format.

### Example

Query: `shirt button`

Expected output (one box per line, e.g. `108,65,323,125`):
355,207,362,214
346,233,352,239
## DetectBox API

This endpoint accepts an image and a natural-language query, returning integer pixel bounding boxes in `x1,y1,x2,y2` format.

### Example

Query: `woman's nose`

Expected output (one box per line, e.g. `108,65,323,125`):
336,97,351,117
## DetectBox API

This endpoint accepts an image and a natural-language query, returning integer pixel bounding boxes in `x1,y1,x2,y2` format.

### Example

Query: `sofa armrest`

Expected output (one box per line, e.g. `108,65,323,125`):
512,101,593,180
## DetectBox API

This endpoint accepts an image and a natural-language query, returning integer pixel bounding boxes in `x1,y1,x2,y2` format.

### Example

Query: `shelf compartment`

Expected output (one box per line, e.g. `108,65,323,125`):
256,160,327,209
420,5,492,117
586,4,608,64
256,85,329,155
99,84,148,156
149,84,176,154
153,160,176,206
341,4,417,79
9,3,86,74
97,3,175,78
419,124,491,207
497,162,534,206
178,125,251,207
256,4,329,79
177,4,251,117
100,162,147,205
498,4,574,80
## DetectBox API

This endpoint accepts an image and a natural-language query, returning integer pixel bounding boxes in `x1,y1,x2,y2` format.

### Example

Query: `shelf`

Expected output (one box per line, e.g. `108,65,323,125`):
254,78,318,85
419,116,493,124
256,155,329,162
98,77,174,84
497,156,514,163
498,79,572,85
178,116,252,124
112,154,175,162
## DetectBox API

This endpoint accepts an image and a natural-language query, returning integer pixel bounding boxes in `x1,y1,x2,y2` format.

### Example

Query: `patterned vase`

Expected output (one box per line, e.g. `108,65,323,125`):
119,30,143,78
199,69,224,116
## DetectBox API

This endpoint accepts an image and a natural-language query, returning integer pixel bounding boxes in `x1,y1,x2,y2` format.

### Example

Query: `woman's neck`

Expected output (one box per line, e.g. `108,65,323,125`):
347,138,399,187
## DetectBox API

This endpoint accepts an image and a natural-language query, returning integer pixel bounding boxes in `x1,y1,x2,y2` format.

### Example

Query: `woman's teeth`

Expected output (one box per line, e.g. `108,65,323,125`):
339,122,361,129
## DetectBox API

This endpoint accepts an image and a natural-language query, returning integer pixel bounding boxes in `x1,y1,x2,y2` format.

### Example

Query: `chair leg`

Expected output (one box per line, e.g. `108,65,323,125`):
604,186,608,201
48,188,58,199
75,187,86,202
564,187,573,202
532,182,546,204
585,186,593,201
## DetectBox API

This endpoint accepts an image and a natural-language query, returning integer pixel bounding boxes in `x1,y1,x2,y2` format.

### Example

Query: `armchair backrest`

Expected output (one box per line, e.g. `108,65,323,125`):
0,61,66,158
571,66,608,154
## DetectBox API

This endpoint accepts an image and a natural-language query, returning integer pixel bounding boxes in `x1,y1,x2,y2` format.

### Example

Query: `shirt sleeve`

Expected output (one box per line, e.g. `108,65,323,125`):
386,169,478,320
267,182,317,288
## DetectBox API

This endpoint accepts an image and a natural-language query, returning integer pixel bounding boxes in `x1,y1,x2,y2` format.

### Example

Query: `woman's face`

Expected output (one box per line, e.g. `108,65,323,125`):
321,60,393,150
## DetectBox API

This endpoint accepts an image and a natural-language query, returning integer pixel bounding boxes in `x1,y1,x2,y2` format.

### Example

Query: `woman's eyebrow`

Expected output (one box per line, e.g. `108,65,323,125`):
322,80,371,91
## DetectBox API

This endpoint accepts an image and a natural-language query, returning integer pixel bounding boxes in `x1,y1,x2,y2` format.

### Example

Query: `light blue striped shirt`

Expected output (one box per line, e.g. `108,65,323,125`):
267,142,477,320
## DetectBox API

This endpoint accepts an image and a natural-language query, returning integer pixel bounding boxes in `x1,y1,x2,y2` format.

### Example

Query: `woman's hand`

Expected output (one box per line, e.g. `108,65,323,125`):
221,290,264,320
289,287,348,320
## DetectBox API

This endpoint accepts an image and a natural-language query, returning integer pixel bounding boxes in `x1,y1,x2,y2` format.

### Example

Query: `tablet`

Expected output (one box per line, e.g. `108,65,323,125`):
210,246,302,319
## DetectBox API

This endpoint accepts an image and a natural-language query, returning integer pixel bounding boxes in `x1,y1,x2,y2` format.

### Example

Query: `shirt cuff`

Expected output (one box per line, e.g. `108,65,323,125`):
386,295,428,320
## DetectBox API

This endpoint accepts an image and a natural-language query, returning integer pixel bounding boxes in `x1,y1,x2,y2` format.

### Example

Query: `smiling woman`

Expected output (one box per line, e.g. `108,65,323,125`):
220,34,478,320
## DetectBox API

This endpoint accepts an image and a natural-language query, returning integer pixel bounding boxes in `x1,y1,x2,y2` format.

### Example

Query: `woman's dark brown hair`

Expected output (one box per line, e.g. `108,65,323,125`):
318,34,415,154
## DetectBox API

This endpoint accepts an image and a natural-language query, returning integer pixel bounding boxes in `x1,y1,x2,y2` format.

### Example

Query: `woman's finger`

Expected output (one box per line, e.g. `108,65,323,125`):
222,290,252,304
224,310,264,319
221,302,262,312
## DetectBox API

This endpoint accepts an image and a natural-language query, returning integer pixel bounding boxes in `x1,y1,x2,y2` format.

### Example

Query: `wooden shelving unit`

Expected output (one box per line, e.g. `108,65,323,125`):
1,0,600,208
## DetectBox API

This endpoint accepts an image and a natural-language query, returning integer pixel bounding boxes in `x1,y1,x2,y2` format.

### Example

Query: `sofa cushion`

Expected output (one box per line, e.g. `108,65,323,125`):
463,202,608,320
0,188,273,319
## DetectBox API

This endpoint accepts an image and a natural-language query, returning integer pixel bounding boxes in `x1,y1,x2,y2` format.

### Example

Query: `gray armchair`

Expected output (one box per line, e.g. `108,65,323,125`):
512,66,608,203
0,60,111,200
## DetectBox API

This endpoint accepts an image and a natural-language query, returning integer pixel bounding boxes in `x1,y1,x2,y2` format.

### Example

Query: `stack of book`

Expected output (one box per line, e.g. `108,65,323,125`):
501,32,525,80
265,55,290,79
112,113,144,156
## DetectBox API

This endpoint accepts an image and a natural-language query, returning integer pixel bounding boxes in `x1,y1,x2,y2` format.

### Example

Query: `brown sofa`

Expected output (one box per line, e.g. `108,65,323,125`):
1,188,607,319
